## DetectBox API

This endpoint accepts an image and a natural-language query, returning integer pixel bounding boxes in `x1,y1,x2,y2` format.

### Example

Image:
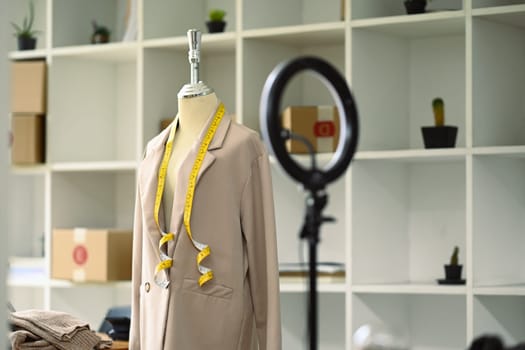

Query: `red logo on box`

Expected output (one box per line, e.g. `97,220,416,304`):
73,245,88,266
313,121,335,137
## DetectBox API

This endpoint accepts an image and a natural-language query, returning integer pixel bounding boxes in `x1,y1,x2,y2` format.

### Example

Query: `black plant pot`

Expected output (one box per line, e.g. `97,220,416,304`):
206,21,226,33
404,0,427,14
91,33,110,44
421,126,458,148
444,265,462,280
17,36,37,51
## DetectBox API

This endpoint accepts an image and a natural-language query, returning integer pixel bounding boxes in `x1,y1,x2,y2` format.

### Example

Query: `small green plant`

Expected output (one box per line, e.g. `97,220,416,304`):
449,246,459,266
208,9,226,22
11,1,39,38
432,97,445,127
92,20,110,37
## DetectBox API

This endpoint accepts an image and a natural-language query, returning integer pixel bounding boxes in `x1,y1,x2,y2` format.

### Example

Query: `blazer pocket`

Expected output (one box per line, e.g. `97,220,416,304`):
179,279,234,348
182,278,233,300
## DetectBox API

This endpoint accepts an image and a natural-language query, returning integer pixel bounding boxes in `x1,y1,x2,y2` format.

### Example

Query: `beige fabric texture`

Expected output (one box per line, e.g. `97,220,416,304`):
9,309,111,350
129,106,281,350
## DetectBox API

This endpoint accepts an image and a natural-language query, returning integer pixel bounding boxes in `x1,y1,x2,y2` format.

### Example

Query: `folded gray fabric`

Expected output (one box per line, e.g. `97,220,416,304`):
9,329,56,350
9,309,105,350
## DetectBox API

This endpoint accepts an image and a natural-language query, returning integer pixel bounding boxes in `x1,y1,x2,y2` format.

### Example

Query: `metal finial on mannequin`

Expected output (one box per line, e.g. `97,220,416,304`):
177,29,214,99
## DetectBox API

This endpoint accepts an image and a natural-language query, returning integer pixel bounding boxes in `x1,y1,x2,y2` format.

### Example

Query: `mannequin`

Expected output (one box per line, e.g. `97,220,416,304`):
130,29,281,350
163,92,218,228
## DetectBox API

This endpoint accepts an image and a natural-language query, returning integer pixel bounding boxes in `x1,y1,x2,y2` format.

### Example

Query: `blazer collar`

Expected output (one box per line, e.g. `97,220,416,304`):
139,103,232,263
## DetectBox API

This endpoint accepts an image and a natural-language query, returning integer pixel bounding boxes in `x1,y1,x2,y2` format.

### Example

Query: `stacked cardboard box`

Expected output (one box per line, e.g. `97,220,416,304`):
10,60,47,164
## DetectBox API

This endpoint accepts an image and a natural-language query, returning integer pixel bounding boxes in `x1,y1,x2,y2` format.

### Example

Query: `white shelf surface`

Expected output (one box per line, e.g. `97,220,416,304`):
280,277,346,293
243,22,345,46
473,5,525,29
474,284,525,296
472,145,525,157
351,11,465,38
355,148,467,161
50,161,138,172
49,279,132,288
352,282,467,295
10,165,49,175
8,49,47,60
143,32,237,52
51,42,138,62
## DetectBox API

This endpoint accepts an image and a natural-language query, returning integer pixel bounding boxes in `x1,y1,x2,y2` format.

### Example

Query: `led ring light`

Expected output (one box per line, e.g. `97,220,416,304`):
260,56,359,191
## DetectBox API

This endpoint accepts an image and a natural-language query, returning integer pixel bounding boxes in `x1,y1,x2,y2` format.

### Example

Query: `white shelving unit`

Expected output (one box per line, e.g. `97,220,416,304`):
6,0,525,348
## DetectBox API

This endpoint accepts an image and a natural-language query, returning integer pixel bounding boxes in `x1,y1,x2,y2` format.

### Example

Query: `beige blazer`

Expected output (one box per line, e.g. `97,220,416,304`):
129,110,281,350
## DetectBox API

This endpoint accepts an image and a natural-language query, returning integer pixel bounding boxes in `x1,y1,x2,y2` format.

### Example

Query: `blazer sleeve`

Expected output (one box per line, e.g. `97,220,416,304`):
129,184,143,350
240,150,282,350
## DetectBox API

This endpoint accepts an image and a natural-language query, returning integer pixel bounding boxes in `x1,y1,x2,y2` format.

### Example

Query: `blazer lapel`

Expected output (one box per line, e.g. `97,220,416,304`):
139,124,173,271
167,107,232,257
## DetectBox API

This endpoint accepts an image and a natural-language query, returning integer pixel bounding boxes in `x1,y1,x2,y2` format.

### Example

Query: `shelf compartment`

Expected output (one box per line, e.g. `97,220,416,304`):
351,0,463,20
51,172,135,230
52,0,134,48
7,173,46,258
244,0,343,30
7,287,45,312
473,295,525,345
8,0,48,52
143,0,236,40
281,293,345,349
142,47,236,146
352,27,465,151
353,294,466,349
50,285,131,330
473,156,525,286
271,165,346,266
472,15,525,147
242,38,344,132
352,159,466,285
47,56,137,163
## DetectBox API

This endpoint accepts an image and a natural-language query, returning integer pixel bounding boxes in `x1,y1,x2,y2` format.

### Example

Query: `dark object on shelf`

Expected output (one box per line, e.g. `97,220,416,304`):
440,246,464,284
469,335,525,350
206,9,227,33
437,278,465,285
422,126,458,148
18,36,36,50
91,20,110,44
98,306,131,341
404,0,427,14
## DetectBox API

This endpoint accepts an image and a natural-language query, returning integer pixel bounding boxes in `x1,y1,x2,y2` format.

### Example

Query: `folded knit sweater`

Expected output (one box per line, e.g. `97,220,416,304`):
9,309,112,350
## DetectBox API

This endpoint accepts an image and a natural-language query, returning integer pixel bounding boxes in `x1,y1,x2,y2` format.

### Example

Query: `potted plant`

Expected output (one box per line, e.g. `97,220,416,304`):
206,9,227,33
404,0,429,14
11,1,40,51
438,246,464,284
421,97,458,148
91,20,111,44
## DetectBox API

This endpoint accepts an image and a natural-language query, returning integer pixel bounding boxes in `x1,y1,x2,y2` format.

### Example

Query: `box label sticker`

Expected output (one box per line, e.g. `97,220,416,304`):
73,245,88,266
313,121,336,137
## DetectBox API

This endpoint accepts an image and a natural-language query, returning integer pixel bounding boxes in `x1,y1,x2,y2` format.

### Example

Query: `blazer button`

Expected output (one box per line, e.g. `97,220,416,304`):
145,282,151,293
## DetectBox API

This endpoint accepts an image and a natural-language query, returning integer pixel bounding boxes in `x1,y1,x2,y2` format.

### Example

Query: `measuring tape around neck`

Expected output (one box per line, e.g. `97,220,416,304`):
153,102,225,288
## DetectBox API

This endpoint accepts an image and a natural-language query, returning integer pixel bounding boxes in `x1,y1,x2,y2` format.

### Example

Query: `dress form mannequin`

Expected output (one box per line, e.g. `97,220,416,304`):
163,29,218,228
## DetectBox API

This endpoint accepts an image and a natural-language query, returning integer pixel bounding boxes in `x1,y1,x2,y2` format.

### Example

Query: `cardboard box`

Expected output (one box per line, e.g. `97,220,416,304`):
52,228,133,282
282,106,340,154
10,60,47,114
11,114,45,164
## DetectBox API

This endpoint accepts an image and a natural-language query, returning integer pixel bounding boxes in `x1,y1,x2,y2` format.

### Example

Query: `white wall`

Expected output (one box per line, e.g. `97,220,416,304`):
0,0,9,344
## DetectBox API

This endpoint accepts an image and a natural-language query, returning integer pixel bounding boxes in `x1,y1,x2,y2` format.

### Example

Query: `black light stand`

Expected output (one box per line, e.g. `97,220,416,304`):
260,56,359,350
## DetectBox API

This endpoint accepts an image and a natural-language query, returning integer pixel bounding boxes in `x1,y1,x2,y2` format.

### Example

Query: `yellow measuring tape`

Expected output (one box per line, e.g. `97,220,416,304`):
153,103,225,288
